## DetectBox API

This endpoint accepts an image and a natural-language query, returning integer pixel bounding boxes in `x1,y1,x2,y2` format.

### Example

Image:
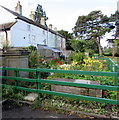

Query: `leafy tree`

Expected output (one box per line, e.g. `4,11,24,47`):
70,39,85,52
73,10,114,55
58,30,73,50
84,39,99,54
70,39,98,54
110,11,119,57
35,4,48,26
112,39,119,57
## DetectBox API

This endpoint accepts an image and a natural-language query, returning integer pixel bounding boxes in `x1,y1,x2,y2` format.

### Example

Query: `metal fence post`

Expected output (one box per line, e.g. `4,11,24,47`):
14,69,19,87
36,69,41,99
2,67,6,84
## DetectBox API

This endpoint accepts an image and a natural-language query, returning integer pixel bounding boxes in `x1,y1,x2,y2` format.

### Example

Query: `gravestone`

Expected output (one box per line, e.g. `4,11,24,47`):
51,78,102,97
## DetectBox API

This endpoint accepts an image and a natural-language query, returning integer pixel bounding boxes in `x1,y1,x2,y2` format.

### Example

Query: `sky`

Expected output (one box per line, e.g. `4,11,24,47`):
0,0,118,47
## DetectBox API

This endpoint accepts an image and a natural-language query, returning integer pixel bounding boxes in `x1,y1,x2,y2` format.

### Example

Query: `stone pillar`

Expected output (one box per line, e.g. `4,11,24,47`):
1,48,29,77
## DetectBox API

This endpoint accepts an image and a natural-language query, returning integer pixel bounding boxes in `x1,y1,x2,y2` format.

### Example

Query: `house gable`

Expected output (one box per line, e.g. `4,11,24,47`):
0,21,17,31
0,5,64,38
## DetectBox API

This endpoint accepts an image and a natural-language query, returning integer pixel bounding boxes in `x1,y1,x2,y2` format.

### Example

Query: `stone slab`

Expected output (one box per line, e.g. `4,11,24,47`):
24,93,38,102
51,78,102,97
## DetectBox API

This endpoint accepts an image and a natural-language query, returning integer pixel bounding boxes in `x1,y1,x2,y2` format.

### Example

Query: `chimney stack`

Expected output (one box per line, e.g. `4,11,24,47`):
54,27,57,31
29,11,35,21
40,17,45,26
15,1,22,15
49,24,52,29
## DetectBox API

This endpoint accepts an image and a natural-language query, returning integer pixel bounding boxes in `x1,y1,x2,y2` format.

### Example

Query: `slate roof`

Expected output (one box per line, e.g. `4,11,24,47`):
0,5,64,38
0,22,17,31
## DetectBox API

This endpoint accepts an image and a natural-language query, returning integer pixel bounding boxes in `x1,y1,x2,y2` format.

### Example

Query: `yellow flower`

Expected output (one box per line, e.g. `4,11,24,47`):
64,67,69,70
72,61,78,66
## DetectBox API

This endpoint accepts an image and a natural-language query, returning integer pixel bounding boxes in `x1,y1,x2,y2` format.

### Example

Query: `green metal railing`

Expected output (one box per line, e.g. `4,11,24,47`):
0,67,119,105
93,57,119,72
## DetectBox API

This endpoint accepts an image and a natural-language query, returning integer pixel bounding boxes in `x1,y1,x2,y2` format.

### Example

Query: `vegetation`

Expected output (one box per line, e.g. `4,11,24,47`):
2,54,118,117
112,39,119,57
67,52,85,64
70,39,99,54
73,10,115,55
35,4,48,26
33,97,117,117
103,39,119,57
58,30,73,50
2,7,119,118
2,84,24,100
0,38,11,52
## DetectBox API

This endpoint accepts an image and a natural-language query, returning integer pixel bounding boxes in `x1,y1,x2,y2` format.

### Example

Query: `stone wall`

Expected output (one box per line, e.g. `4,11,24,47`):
51,78,102,97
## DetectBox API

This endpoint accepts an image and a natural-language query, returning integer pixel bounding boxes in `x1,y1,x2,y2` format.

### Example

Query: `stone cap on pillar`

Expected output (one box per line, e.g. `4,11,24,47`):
1,47,30,56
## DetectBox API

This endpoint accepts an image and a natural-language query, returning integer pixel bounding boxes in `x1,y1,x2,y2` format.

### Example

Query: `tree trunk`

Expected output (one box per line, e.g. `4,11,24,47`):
97,37,102,56
112,25,118,57
112,44,115,57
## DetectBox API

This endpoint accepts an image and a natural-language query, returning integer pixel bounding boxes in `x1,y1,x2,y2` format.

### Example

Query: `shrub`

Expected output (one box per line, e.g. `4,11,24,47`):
68,52,85,64
47,58,65,69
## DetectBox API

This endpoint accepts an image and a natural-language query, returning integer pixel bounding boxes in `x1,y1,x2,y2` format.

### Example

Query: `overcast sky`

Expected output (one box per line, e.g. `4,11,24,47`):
0,0,118,46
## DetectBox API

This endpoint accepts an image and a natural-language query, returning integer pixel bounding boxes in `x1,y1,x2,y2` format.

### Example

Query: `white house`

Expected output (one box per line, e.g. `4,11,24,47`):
0,1,66,54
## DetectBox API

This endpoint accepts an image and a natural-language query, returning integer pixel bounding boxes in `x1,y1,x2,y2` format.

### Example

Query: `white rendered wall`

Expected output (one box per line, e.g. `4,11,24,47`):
0,19,65,50
10,19,47,47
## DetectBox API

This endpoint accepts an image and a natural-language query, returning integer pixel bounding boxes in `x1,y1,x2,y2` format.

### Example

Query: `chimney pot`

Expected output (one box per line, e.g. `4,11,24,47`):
40,17,45,26
15,1,22,15
29,11,35,21
54,27,57,31
49,24,52,29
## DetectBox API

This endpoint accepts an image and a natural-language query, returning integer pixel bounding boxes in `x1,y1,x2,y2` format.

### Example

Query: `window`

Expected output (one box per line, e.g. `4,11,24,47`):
27,25,31,31
28,34,31,43
32,35,36,43
43,30,45,35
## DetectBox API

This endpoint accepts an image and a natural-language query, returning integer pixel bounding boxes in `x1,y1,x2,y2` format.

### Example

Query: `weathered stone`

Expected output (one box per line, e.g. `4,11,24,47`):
0,47,29,77
51,78,102,97
24,93,38,102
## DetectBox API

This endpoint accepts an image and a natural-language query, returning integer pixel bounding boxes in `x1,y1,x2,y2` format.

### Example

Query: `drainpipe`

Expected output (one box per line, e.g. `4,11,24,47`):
5,30,8,42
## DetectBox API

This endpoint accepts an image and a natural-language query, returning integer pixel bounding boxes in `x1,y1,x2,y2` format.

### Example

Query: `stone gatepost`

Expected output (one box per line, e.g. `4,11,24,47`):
1,47,29,77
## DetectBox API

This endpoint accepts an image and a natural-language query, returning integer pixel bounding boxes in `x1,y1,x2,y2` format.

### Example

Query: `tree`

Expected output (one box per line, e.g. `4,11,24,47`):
84,39,99,54
73,10,114,55
112,39,119,57
70,39,85,52
70,39,98,54
110,11,119,57
58,30,73,50
35,4,48,26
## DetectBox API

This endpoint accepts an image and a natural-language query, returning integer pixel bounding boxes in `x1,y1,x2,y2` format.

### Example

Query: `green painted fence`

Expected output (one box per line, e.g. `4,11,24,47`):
91,55,119,72
0,67,119,105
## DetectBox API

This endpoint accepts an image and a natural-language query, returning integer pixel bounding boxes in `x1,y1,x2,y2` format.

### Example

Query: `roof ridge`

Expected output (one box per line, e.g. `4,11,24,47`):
0,5,64,38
